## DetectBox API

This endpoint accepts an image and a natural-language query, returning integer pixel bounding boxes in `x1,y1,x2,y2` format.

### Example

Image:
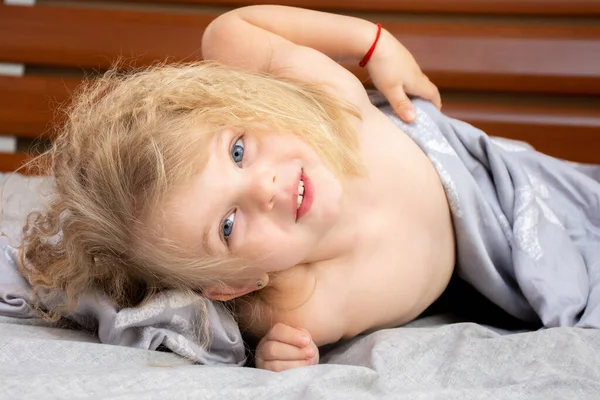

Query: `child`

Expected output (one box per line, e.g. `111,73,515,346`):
19,5,600,373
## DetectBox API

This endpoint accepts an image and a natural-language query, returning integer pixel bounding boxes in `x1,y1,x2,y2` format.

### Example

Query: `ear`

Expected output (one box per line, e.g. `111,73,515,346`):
203,283,259,301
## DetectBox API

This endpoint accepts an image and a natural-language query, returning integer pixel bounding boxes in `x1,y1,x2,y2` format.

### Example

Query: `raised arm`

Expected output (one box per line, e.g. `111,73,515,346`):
202,5,383,69
201,5,440,122
202,6,371,109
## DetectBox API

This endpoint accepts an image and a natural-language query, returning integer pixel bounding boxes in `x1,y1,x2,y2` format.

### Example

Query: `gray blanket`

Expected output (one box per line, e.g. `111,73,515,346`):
2,313,599,399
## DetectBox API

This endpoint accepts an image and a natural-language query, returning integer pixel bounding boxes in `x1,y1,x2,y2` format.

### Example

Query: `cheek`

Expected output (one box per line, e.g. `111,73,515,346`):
238,227,305,272
312,165,344,219
268,135,313,160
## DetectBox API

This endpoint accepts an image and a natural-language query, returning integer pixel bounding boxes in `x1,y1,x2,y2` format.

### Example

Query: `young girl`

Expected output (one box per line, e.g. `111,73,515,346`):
19,5,600,373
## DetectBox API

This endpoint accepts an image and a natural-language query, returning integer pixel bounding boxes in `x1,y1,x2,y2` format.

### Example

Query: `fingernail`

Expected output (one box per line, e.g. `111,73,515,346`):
300,335,310,346
404,110,416,121
305,348,315,359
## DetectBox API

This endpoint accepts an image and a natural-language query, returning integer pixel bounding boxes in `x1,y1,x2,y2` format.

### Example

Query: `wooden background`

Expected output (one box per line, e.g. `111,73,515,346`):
1,0,599,172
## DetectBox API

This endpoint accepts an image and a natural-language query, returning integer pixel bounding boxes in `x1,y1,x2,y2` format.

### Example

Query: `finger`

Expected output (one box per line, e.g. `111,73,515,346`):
406,74,442,109
298,328,320,365
256,359,315,372
387,89,416,123
257,339,316,362
263,323,312,348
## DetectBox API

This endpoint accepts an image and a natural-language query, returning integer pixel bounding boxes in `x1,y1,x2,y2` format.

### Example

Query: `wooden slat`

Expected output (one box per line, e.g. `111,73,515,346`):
0,75,79,138
0,153,31,173
0,4,209,70
349,33,600,96
2,75,599,163
119,0,600,16
1,4,600,95
442,98,600,164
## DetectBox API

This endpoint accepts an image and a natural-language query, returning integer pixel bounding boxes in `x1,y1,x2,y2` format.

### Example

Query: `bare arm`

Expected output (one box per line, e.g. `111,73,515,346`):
202,5,383,68
201,5,371,108
201,6,440,121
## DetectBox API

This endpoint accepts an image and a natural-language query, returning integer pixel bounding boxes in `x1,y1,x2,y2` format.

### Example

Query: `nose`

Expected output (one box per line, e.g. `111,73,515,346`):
245,167,276,211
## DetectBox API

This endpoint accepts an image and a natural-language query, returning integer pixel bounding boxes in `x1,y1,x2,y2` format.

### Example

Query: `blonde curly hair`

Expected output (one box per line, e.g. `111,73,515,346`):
19,61,362,323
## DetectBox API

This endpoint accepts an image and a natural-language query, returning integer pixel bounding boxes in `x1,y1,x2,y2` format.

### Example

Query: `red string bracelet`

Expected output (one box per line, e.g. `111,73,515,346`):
359,23,382,68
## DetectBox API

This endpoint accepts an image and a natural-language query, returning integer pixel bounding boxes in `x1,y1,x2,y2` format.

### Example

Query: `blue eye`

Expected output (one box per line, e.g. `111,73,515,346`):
231,137,244,166
221,212,235,242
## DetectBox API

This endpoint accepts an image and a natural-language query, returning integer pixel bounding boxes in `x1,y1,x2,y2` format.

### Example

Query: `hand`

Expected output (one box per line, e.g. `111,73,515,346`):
255,323,319,372
367,28,442,123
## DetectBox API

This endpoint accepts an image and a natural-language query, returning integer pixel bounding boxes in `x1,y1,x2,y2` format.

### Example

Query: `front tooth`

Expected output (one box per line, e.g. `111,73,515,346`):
297,194,303,209
298,182,305,196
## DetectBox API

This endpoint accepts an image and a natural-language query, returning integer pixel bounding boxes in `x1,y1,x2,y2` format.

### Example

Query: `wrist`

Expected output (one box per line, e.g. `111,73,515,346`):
359,23,382,67
369,28,394,60
365,28,394,73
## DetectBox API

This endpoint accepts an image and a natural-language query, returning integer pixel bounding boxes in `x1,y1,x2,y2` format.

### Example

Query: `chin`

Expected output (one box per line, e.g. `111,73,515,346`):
261,250,307,274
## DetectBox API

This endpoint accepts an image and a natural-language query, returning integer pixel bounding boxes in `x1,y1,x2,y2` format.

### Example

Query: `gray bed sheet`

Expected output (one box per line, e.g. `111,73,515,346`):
1,168,600,399
2,314,599,399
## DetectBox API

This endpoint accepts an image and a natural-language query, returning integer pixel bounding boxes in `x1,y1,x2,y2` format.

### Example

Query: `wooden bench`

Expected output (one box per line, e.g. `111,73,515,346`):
1,0,599,172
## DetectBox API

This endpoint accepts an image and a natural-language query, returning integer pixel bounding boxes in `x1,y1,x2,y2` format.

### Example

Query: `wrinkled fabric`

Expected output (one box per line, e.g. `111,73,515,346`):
3,312,600,399
0,236,246,365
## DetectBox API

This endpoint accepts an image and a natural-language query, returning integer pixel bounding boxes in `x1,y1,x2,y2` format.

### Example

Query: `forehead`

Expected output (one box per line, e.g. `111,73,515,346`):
153,136,226,258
